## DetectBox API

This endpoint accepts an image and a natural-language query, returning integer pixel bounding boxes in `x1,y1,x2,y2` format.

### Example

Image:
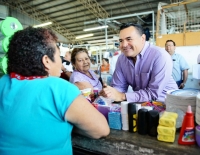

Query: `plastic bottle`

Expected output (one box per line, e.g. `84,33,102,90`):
128,103,137,133
147,110,159,137
178,105,195,145
138,108,148,135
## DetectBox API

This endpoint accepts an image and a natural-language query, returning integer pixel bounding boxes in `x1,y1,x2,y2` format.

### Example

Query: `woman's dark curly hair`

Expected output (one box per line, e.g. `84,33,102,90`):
71,48,89,65
7,26,58,76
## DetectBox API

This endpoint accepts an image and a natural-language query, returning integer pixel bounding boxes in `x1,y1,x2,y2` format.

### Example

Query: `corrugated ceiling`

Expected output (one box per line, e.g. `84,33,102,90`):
1,0,200,46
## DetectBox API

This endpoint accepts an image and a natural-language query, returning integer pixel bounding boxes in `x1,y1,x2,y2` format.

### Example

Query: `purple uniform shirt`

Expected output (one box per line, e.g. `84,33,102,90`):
70,70,102,91
112,42,178,102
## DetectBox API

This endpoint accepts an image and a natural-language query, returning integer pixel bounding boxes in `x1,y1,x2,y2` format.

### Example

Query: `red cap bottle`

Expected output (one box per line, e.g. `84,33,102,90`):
178,105,195,145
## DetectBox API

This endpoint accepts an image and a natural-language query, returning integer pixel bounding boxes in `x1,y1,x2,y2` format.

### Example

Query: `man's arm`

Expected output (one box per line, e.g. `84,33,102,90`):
179,69,188,89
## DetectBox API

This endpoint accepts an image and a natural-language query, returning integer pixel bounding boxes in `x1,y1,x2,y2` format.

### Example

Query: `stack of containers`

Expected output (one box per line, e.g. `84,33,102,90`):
157,111,178,142
108,104,122,130
0,17,23,76
165,89,198,114
120,101,129,131
196,93,200,125
196,125,200,147
108,112,122,130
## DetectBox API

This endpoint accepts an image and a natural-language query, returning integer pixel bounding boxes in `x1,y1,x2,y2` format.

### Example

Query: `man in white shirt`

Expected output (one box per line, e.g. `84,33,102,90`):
61,51,73,80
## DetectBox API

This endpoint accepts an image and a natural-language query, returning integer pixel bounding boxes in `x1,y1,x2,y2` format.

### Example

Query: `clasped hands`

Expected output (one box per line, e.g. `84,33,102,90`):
99,84,126,102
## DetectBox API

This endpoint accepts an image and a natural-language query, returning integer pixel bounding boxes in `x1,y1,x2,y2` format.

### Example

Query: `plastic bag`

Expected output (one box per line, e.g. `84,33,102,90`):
93,96,113,106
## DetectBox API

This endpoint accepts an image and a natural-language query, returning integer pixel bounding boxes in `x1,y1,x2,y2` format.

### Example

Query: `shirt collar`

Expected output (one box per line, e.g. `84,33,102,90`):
171,53,176,56
140,41,149,58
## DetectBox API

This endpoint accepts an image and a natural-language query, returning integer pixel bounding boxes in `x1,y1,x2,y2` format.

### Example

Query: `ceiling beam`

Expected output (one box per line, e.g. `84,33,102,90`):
1,0,82,44
77,0,118,34
162,0,199,9
77,0,109,19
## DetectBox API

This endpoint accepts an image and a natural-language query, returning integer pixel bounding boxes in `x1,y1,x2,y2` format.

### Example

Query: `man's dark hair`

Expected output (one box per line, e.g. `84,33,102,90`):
7,26,58,76
119,23,144,36
165,40,176,46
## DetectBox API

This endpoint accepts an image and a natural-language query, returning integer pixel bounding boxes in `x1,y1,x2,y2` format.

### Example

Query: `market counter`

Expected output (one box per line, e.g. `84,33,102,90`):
72,129,199,155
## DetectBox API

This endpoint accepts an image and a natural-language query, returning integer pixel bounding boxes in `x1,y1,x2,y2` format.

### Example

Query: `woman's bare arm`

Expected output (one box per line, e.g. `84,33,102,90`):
65,95,110,139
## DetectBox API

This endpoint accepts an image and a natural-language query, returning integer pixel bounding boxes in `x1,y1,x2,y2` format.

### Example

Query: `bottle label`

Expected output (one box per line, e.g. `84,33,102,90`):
132,114,137,132
182,129,195,142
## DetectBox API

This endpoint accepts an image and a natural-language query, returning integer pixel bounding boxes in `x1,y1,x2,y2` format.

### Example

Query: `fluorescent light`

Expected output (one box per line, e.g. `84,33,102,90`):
83,25,108,31
76,34,94,39
33,22,52,28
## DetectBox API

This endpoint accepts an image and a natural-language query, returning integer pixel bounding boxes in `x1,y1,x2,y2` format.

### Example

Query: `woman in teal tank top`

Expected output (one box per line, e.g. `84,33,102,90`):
0,27,109,155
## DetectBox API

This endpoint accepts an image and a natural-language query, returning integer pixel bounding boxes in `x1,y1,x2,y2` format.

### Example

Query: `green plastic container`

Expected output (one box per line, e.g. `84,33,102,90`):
0,55,7,74
0,17,23,40
0,36,10,53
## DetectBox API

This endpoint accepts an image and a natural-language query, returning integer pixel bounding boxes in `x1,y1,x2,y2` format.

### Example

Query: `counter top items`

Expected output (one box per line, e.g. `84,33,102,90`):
147,110,159,137
120,101,129,131
93,96,113,106
196,93,200,125
138,108,148,135
80,88,97,103
97,105,110,121
166,89,199,114
80,88,91,98
196,125,200,147
159,111,178,127
157,111,178,143
128,103,137,133
141,101,166,112
108,112,122,130
178,105,195,145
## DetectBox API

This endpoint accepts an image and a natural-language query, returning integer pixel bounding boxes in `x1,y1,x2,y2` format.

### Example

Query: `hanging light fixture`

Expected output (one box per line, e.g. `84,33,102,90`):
33,22,52,28
83,25,108,31
75,34,94,39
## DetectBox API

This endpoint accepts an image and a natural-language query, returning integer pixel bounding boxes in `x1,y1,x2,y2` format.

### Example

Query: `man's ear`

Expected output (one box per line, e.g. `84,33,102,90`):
141,34,146,42
42,55,51,71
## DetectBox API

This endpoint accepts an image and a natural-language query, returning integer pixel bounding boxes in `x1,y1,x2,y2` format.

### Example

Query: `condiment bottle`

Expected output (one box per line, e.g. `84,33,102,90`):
178,105,195,145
